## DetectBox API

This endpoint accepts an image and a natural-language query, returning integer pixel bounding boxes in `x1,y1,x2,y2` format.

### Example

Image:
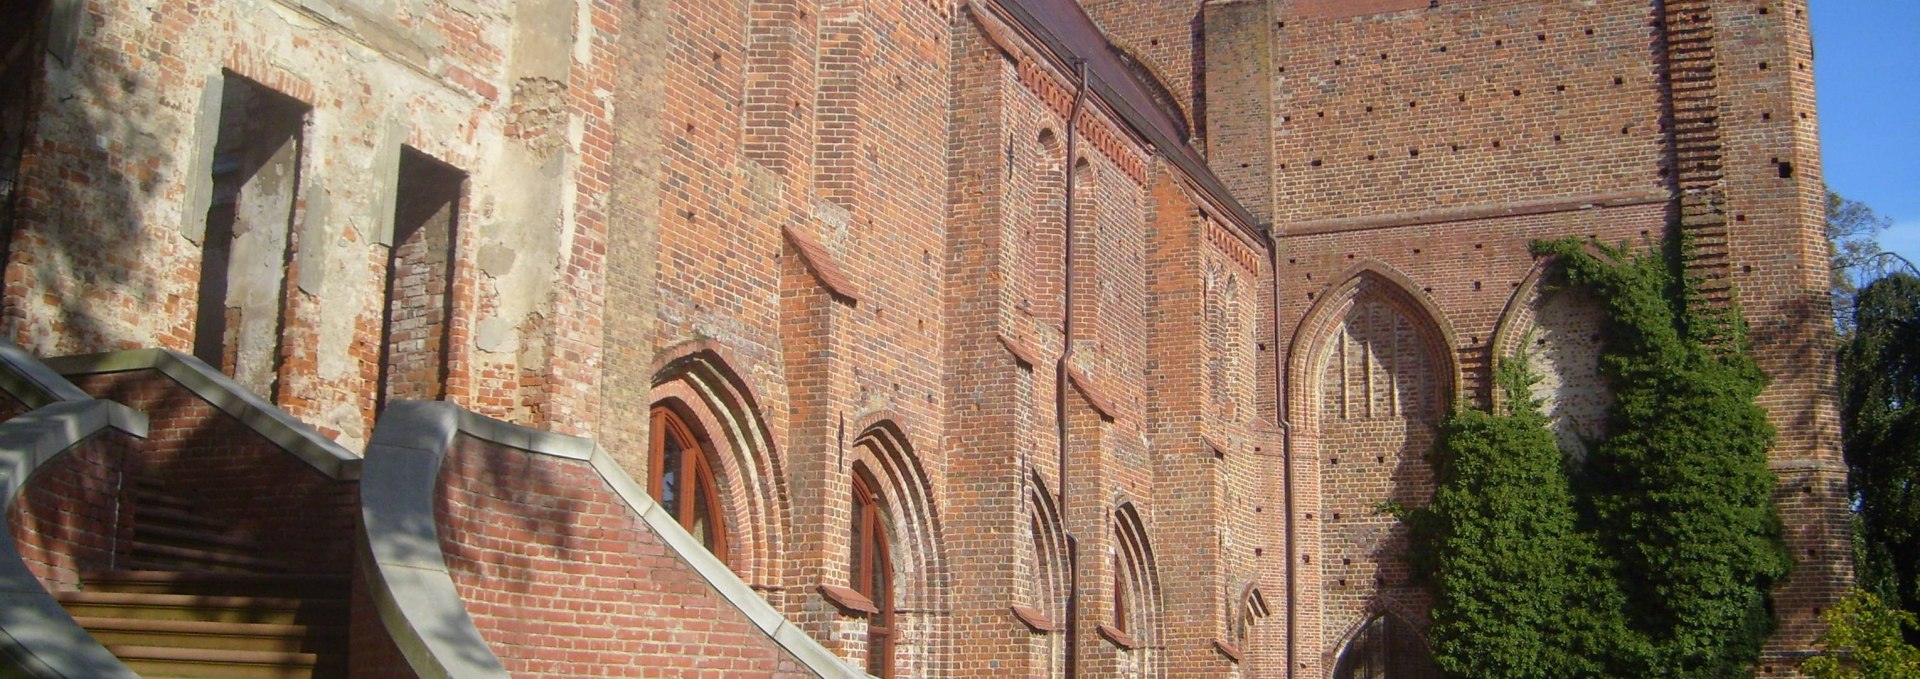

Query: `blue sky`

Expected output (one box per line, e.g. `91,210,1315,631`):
1813,0,1920,270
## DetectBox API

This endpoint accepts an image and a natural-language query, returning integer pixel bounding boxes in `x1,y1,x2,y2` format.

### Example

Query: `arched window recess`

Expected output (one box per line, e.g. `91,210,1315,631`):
648,405,729,563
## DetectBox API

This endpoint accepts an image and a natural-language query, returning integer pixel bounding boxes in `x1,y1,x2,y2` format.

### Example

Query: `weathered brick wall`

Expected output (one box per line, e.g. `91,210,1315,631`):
434,435,816,677
1274,205,1662,676
646,0,959,672
1207,0,1849,673
4,0,615,447
73,370,357,574
8,434,135,589
347,545,421,679
1695,0,1849,658
1254,0,1668,224
1080,0,1204,136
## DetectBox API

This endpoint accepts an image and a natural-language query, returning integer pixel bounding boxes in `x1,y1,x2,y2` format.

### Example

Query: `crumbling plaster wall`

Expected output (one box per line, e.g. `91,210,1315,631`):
5,0,609,447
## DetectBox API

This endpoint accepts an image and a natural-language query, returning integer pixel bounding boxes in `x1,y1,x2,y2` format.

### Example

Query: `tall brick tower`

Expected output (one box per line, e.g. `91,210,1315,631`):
1101,0,1850,675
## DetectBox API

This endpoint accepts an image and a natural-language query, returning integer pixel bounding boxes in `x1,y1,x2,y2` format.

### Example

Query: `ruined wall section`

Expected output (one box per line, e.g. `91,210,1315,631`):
4,0,609,447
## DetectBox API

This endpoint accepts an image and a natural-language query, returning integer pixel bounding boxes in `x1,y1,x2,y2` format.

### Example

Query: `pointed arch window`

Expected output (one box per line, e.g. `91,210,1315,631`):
1333,614,1439,679
851,468,895,678
649,406,728,562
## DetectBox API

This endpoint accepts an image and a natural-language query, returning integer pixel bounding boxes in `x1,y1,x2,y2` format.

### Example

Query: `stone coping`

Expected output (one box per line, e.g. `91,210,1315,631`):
0,399,148,679
46,349,360,481
361,400,866,679
0,341,91,409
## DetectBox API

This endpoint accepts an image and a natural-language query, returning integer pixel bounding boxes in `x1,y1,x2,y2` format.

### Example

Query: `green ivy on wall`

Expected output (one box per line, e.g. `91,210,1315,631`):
1414,237,1789,679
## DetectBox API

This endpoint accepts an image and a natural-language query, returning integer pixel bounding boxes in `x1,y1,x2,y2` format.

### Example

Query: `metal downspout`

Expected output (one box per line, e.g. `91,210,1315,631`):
1058,58,1091,679
1271,230,1297,679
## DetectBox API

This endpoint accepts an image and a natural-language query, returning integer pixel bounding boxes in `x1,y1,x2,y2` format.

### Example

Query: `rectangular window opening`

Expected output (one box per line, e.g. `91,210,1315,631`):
192,73,307,400
376,146,464,413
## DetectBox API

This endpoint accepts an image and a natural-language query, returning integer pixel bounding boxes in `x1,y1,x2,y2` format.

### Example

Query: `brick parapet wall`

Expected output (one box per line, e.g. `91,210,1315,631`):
70,369,357,573
434,434,816,677
8,433,136,590
347,541,421,679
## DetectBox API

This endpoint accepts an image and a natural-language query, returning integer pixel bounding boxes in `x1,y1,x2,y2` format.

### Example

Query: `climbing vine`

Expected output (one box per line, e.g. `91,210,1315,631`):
1416,356,1626,679
1415,237,1789,678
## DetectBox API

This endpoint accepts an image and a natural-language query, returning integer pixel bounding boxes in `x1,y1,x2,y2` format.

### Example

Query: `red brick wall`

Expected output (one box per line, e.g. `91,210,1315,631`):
1080,0,1203,138
434,435,814,677
9,434,136,589
348,544,421,679
1253,0,1668,225
73,370,357,574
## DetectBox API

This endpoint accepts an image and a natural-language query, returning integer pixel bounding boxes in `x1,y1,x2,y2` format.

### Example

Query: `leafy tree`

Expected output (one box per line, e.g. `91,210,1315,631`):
1802,590,1920,679
1417,357,1628,679
1829,190,1895,333
1840,273,1920,630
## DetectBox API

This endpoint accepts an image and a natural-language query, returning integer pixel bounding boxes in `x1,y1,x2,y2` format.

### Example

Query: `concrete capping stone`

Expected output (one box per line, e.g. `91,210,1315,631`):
45,0,83,65
0,400,148,679
1767,459,1849,474
181,74,225,245
371,117,406,247
46,349,360,481
0,341,91,409
362,401,865,679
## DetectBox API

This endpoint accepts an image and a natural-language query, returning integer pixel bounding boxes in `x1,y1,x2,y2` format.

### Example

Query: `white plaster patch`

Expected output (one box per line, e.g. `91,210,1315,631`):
1529,290,1611,460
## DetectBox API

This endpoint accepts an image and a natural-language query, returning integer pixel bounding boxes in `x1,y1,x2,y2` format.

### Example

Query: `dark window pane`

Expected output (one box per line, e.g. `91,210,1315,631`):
660,428,683,514
692,474,715,551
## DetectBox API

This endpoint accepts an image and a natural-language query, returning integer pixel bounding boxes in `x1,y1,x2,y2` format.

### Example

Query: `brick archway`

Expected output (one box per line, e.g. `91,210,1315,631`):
650,344,789,588
848,420,951,677
1285,262,1458,678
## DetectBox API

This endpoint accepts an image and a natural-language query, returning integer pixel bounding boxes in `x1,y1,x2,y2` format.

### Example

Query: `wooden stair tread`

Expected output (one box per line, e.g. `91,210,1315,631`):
103,644,318,665
82,570,348,587
130,541,297,571
137,522,259,550
135,506,229,531
73,616,345,637
57,590,342,610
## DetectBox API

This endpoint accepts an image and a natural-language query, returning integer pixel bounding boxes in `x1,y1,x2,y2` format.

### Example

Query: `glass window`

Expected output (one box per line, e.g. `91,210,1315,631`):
649,406,728,562
851,470,894,678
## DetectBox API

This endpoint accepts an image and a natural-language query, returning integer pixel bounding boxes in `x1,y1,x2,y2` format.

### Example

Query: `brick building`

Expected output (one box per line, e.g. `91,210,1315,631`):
0,0,1848,677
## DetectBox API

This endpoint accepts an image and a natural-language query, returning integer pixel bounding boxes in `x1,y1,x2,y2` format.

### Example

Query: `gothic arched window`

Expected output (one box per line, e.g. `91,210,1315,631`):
1332,614,1439,679
851,467,895,678
649,405,728,562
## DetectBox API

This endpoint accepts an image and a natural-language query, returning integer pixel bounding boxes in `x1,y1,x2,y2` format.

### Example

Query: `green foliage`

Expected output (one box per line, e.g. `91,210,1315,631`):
1802,590,1920,679
1827,190,1895,333
1840,273,1920,628
1533,238,1788,678
1414,237,1790,678
1417,357,1626,679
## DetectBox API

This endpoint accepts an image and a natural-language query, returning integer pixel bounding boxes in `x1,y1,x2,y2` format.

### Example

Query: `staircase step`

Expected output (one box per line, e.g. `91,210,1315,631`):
55,591,345,625
137,522,260,552
136,505,230,533
82,570,349,598
107,644,322,679
133,486,197,511
76,616,344,653
130,541,295,573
